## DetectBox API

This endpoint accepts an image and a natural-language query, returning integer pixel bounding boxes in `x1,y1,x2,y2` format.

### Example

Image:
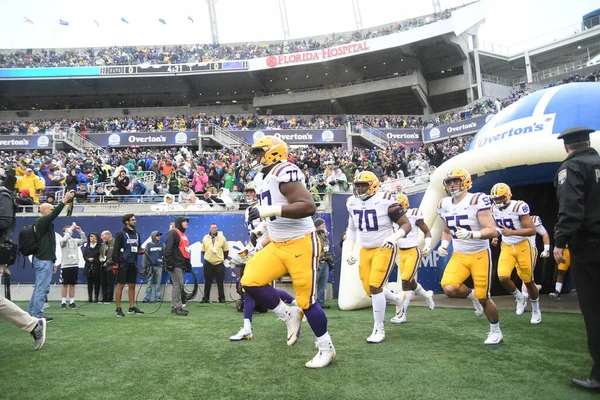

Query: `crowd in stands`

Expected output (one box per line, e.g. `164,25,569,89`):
1,133,474,211
0,10,452,69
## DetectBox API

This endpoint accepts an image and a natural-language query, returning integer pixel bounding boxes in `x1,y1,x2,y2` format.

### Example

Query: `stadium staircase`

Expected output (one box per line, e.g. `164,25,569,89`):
54,131,103,153
350,122,388,149
210,125,244,148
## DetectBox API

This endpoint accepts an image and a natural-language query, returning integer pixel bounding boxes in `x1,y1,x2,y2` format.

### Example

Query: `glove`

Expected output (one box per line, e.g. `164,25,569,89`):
421,237,432,257
540,245,551,258
255,242,264,252
249,232,258,247
381,229,406,249
347,256,357,265
455,228,481,240
437,240,450,257
247,205,282,222
112,265,119,276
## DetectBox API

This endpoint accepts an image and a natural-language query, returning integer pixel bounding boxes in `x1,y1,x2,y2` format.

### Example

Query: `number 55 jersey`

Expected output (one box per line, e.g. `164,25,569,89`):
437,192,492,254
346,191,398,249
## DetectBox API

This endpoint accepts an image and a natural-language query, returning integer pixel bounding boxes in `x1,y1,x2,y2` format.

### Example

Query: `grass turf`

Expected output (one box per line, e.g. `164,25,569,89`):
0,301,597,400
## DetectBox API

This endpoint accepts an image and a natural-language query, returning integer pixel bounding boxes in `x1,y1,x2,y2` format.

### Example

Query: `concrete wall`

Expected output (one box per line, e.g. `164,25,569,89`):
481,81,513,99
428,74,470,97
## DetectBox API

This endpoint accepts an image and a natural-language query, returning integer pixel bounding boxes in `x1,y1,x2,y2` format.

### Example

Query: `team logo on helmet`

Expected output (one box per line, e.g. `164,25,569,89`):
395,193,410,212
490,183,512,208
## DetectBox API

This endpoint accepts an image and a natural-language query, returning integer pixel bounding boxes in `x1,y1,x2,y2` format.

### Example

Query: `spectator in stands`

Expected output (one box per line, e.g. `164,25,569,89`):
15,189,34,212
191,166,208,194
65,168,78,192
90,185,105,203
207,166,221,189
75,182,89,203
154,180,169,195
313,177,332,198
178,180,196,205
115,169,130,199
223,167,235,191
130,181,147,202
45,194,55,205
327,165,347,192
15,167,45,204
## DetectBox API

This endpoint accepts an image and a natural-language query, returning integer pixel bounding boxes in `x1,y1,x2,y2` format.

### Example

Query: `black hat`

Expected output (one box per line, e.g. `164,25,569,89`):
557,127,594,144
314,218,325,227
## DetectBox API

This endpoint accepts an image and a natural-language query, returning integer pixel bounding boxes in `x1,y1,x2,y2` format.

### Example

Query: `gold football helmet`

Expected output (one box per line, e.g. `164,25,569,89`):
396,193,410,212
353,171,380,200
443,167,472,197
244,182,257,202
250,136,288,166
490,183,512,207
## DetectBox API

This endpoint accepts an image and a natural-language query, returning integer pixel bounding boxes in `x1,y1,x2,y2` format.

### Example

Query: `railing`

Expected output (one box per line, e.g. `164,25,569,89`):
209,125,244,147
91,171,157,189
481,74,511,87
52,129,103,151
512,58,598,86
349,121,389,149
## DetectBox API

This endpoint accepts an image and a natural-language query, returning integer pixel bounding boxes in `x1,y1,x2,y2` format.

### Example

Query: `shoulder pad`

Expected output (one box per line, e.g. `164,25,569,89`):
272,163,304,183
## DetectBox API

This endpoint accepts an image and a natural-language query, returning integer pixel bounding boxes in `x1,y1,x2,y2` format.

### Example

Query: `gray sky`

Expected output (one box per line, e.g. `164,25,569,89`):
0,0,597,51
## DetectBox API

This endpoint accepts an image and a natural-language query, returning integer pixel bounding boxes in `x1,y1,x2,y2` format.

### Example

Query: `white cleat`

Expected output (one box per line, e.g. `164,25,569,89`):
536,284,542,291
424,290,435,310
472,298,484,317
516,297,528,316
390,313,407,324
484,330,504,345
530,310,542,325
283,306,304,346
229,328,253,341
366,325,386,343
305,341,336,368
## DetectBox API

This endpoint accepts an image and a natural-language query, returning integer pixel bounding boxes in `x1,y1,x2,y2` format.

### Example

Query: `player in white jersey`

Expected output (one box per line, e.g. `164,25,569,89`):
390,193,435,324
437,168,503,345
229,183,297,341
240,136,335,368
346,171,411,343
490,183,541,324
522,215,550,294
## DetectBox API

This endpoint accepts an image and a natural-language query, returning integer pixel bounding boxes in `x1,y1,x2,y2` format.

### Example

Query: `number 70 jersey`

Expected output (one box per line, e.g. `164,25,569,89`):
437,192,492,254
346,191,398,249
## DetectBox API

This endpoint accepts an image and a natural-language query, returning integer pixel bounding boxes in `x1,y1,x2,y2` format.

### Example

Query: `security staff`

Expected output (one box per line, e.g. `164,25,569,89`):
554,126,600,392
200,223,229,303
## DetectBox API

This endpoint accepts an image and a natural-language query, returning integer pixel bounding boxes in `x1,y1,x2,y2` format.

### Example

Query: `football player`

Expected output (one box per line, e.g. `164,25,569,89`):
550,246,570,300
229,183,297,341
490,183,541,324
346,172,411,343
437,168,503,344
522,215,550,294
390,193,435,324
241,136,335,368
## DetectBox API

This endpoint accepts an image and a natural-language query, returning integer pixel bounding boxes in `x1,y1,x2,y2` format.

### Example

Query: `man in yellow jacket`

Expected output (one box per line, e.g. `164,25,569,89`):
15,168,45,204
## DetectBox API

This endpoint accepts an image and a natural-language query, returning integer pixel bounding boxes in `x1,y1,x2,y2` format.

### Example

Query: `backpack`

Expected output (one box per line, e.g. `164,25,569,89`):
19,224,40,256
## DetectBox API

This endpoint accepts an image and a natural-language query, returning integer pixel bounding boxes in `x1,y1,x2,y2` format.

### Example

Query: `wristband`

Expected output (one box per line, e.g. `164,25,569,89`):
389,229,406,242
424,237,432,247
544,244,550,251
472,231,482,240
258,205,282,218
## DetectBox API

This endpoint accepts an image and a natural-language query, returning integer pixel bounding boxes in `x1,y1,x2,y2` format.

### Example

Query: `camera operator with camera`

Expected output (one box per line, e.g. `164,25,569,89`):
0,166,47,350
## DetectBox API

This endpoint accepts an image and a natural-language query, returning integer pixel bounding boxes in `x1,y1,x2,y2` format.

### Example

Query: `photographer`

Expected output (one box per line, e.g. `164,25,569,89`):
0,167,47,350
165,217,191,316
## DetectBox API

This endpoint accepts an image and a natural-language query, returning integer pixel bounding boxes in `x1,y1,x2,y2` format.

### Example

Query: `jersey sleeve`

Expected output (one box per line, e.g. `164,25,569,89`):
382,192,398,207
513,201,530,215
437,199,444,216
415,208,424,221
271,163,305,183
470,193,493,211
532,215,542,227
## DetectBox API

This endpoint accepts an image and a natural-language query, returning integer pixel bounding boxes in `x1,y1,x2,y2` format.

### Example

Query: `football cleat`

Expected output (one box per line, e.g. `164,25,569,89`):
484,330,504,345
305,340,336,368
530,310,542,325
229,328,253,341
424,290,435,310
366,324,386,343
516,297,528,315
394,295,405,320
390,313,407,324
283,306,304,346
472,298,484,317
549,291,561,301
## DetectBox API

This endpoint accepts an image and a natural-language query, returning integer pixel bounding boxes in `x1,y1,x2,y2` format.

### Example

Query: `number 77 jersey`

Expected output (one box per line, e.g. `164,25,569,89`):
347,191,398,249
437,192,492,254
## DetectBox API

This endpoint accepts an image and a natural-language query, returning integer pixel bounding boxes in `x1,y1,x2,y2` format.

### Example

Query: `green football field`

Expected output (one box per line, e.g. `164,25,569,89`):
0,301,596,400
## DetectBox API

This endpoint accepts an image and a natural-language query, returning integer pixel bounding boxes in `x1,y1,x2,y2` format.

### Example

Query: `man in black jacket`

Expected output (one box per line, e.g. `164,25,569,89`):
0,167,47,350
113,213,144,317
165,217,192,316
28,189,75,320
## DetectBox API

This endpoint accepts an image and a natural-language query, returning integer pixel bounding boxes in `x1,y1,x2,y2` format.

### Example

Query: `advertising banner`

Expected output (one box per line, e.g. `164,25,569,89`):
363,128,423,143
423,115,492,142
0,134,52,150
86,131,196,147
226,129,347,144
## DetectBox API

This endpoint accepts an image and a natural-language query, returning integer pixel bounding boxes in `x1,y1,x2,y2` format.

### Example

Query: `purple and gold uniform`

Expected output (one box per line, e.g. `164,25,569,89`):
241,161,318,309
558,247,571,271
397,208,424,281
346,191,399,295
493,200,535,283
528,215,548,268
438,192,493,300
